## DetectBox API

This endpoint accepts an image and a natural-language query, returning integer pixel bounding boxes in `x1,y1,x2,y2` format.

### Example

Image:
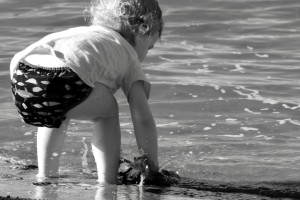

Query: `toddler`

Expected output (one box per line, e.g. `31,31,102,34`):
10,0,163,184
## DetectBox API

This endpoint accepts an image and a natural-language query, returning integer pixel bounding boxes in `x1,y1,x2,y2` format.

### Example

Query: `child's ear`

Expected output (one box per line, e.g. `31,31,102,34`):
139,23,150,35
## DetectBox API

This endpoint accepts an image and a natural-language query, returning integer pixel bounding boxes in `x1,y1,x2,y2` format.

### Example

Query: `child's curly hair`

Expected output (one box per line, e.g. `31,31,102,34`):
87,0,164,46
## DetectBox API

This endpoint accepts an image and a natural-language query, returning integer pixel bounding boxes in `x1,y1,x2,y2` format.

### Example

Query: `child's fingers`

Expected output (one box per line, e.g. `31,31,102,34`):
141,154,159,172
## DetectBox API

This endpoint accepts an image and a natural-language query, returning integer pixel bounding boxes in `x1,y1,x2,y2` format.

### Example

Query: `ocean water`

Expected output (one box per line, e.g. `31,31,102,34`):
0,0,300,199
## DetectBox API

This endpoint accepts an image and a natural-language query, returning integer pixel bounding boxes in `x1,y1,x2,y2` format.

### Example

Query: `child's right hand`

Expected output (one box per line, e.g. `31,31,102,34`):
141,164,180,186
138,154,162,185
142,154,159,172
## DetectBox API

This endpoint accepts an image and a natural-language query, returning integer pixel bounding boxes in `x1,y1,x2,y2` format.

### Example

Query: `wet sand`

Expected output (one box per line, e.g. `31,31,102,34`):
1,157,300,200
0,158,100,200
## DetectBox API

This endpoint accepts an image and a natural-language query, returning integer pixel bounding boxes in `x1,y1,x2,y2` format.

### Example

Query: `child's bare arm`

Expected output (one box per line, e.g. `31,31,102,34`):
128,81,159,171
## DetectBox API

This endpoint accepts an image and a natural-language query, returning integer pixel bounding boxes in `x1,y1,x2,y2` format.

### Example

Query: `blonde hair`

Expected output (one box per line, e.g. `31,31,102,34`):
87,0,163,46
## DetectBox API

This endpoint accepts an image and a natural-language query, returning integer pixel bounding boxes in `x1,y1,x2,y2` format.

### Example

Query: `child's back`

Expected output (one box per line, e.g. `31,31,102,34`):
11,26,150,97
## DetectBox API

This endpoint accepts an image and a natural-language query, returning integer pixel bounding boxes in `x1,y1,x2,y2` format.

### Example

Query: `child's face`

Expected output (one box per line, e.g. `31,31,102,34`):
134,32,160,62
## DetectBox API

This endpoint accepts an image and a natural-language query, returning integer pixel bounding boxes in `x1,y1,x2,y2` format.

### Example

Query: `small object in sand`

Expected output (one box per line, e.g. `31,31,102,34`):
32,181,52,186
118,155,180,186
20,164,38,170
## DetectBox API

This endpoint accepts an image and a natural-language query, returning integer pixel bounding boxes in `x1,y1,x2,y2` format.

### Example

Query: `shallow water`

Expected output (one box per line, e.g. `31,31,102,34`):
0,0,300,199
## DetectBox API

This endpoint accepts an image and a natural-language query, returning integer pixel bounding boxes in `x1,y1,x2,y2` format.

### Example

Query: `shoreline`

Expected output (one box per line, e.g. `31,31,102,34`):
0,196,32,200
1,157,300,200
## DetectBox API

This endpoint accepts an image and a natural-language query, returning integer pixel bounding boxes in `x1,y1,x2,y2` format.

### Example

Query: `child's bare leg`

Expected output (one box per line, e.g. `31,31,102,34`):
36,120,69,178
92,116,121,184
66,83,121,184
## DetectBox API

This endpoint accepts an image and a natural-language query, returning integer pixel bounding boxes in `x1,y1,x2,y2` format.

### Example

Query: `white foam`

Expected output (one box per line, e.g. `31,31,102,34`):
255,135,274,140
240,127,259,131
277,118,300,126
244,108,261,115
255,53,269,58
203,127,212,131
196,68,214,74
230,64,245,72
218,134,244,138
260,108,269,111
24,132,33,136
233,86,279,105
215,157,228,160
282,104,300,110
247,45,254,51
157,122,179,127
225,118,240,124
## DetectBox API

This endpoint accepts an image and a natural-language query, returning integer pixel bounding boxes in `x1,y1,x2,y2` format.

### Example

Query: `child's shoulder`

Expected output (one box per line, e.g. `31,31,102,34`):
41,26,123,48
50,26,123,43
49,26,104,37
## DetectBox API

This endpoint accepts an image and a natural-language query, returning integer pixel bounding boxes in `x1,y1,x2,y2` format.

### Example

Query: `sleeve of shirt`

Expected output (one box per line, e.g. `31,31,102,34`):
121,60,151,101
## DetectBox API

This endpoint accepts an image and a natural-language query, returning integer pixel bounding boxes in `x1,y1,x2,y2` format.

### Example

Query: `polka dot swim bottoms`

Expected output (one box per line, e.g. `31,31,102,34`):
11,59,92,128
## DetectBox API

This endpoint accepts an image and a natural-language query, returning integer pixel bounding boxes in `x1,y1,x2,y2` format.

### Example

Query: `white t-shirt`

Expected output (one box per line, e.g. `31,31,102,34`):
10,26,151,99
